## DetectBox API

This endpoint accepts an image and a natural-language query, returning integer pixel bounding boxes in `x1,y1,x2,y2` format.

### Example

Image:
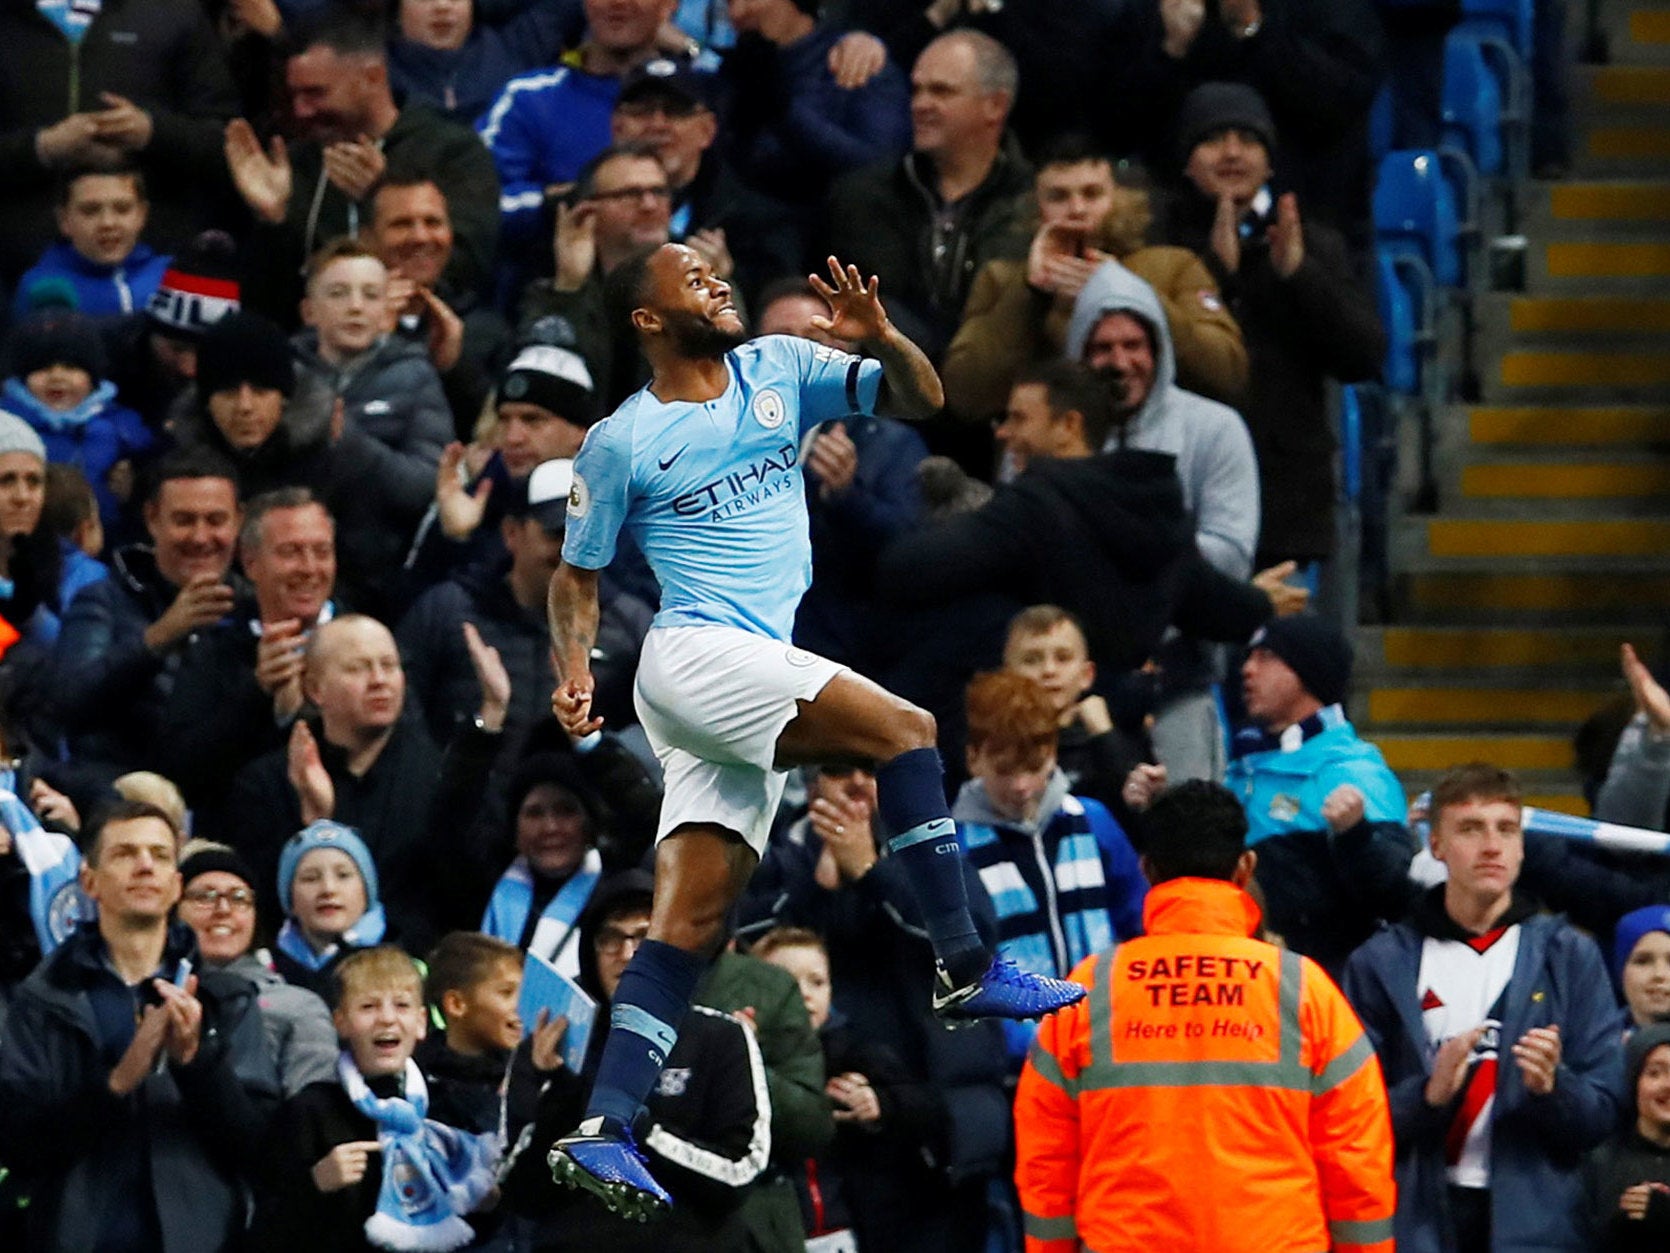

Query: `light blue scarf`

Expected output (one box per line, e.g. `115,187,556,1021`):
275,904,387,972
480,848,600,978
0,782,83,955
338,1053,499,1252
2,376,118,433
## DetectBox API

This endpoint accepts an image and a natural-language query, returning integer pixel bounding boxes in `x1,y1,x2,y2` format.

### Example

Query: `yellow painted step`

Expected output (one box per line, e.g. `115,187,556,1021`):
1594,65,1670,104
1588,127,1670,159
1546,242,1670,278
1500,350,1670,386
1470,406,1670,445
1551,183,1670,221
1633,10,1670,44
1377,735,1573,771
1405,572,1670,612
1427,518,1670,557
1368,688,1611,725
1509,297,1670,333
1380,628,1642,668
1462,462,1670,497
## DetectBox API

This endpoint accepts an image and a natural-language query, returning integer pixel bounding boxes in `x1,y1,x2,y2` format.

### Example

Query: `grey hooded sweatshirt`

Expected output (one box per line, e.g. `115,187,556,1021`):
1065,260,1260,579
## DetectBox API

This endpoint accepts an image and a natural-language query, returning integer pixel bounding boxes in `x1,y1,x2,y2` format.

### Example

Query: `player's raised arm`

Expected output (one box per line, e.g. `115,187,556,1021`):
548,561,603,737
809,256,944,421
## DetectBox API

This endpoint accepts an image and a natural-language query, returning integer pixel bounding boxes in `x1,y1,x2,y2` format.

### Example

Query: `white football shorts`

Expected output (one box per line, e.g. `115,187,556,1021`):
633,624,847,854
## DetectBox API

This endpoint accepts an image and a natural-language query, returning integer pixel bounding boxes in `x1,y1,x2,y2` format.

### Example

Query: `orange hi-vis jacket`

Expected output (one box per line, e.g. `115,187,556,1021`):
1014,877,1396,1253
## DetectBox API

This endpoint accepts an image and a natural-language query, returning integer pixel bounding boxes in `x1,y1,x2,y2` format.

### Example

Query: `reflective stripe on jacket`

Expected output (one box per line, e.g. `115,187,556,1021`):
1014,877,1396,1253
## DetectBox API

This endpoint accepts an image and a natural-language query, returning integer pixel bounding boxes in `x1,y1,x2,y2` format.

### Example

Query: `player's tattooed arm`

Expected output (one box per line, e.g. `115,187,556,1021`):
548,563,605,736
810,256,944,420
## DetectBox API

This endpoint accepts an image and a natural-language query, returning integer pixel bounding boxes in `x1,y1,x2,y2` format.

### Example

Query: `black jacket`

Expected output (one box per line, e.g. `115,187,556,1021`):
0,0,237,284
1159,192,1386,561
877,449,1273,672
826,134,1033,359
212,712,445,950
49,543,245,774
0,923,281,1253
396,557,651,747
242,102,501,324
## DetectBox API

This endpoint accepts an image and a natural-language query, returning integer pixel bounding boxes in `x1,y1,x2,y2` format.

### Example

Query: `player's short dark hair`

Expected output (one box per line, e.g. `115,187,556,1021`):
1430,762,1522,829
1140,780,1248,883
142,446,240,507
43,463,96,539
83,799,181,865
1013,358,1118,451
604,245,662,341
424,931,521,1007
55,163,147,207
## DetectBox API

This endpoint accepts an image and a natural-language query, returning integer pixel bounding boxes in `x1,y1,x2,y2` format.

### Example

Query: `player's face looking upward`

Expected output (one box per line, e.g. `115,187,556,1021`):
640,244,748,358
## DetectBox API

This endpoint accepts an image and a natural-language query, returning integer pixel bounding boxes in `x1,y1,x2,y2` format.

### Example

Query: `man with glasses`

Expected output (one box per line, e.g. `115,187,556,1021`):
517,143,677,408
610,60,800,307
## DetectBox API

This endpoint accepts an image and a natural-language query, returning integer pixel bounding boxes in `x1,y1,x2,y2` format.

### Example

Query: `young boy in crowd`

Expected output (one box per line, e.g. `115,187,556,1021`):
954,670,1147,1066
420,931,526,1135
251,945,499,1253
12,168,170,319
1003,604,1147,820
291,238,451,495
2,309,155,531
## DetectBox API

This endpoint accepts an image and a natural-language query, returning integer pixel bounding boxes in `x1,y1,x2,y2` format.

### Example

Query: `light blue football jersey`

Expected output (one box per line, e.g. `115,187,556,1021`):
563,334,883,641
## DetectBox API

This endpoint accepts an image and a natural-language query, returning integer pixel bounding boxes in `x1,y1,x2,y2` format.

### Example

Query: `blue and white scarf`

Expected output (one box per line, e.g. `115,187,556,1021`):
0,783,83,955
959,795,1115,980
275,904,387,972
2,377,119,433
480,848,601,978
339,1053,500,1252
1229,702,1347,761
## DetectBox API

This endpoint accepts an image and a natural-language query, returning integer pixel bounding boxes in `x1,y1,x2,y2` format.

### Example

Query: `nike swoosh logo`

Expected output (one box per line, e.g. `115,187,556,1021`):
658,445,689,471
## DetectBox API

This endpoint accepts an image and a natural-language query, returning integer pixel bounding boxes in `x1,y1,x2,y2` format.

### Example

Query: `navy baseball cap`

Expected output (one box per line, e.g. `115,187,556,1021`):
617,58,720,112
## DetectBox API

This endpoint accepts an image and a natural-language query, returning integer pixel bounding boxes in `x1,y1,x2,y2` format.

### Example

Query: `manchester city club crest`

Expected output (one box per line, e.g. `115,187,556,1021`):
752,389,785,429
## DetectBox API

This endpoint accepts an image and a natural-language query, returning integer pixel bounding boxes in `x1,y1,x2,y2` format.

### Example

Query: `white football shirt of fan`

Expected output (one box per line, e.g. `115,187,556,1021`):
1417,924,1521,1188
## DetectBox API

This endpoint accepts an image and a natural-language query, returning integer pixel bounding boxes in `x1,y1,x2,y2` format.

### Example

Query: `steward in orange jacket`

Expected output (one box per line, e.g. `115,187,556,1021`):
1014,780,1395,1253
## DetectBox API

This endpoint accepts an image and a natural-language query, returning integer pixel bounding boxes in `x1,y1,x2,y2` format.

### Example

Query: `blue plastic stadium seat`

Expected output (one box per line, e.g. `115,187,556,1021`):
1457,0,1534,63
1443,35,1505,176
1375,248,1421,396
1373,149,1463,288
1368,86,1395,164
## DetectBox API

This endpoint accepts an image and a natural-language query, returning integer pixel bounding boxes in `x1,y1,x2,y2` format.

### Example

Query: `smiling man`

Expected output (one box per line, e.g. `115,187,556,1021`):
52,447,243,773
156,489,341,810
0,801,282,1253
545,242,1084,1217
217,614,488,950
1345,763,1628,1253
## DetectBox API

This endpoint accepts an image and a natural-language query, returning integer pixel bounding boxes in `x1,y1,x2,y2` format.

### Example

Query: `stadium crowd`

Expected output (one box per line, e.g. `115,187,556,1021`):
0,0,1659,1251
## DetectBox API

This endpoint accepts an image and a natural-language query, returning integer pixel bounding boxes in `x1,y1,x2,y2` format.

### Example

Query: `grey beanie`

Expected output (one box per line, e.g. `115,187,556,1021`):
0,410,48,464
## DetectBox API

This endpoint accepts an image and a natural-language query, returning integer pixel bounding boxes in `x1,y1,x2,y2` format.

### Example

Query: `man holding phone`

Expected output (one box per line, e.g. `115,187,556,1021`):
0,800,282,1252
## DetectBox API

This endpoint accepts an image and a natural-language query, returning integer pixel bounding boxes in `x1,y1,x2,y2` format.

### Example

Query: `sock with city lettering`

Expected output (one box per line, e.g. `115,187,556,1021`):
585,939,705,1130
877,746,988,987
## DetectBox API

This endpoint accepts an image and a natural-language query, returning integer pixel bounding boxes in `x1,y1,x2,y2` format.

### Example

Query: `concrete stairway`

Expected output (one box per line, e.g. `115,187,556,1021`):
1364,2,1670,813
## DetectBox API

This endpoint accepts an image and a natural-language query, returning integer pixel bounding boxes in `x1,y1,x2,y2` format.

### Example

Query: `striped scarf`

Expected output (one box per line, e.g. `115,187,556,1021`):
958,794,1115,980
480,848,601,977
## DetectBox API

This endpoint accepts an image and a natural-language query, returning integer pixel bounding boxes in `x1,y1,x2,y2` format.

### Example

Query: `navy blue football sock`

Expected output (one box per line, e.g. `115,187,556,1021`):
585,939,706,1129
877,746,988,986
